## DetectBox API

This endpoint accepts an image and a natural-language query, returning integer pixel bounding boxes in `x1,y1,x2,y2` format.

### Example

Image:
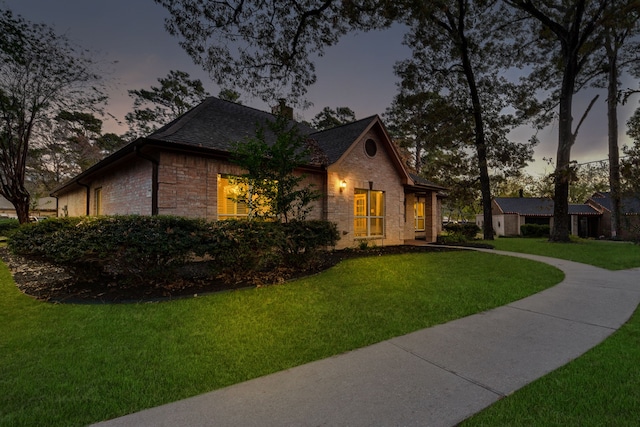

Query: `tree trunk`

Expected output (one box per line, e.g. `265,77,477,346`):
551,93,574,241
606,32,622,239
456,1,494,240
5,190,31,224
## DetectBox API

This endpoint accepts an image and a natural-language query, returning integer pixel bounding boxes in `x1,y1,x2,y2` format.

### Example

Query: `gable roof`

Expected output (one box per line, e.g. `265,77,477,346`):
309,116,378,164
148,97,315,152
588,192,640,215
52,97,429,196
494,197,600,217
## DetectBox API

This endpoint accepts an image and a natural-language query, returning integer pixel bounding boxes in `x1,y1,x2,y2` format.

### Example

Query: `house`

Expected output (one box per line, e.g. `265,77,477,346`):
0,196,57,219
51,97,446,249
586,192,640,240
476,197,601,238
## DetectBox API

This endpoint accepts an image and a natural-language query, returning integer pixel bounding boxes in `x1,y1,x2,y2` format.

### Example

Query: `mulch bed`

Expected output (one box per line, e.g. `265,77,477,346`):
0,244,460,304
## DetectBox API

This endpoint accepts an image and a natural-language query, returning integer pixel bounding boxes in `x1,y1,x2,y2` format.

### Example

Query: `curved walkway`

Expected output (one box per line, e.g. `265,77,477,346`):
93,249,640,427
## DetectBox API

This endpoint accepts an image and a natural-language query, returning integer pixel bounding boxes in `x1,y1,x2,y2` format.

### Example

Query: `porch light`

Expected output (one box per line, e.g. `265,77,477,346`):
340,180,347,192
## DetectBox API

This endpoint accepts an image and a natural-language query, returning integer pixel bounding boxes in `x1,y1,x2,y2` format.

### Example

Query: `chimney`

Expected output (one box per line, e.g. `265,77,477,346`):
272,99,293,120
519,188,524,198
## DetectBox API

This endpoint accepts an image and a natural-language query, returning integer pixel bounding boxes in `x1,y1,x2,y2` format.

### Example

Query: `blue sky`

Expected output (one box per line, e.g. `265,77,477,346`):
3,0,638,176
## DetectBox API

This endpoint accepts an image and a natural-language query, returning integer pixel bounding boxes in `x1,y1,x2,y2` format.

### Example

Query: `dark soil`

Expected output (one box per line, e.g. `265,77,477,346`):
1,245,459,304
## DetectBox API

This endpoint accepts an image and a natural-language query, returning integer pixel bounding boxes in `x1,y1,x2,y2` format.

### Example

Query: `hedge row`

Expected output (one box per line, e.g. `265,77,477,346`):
8,216,339,285
520,223,550,237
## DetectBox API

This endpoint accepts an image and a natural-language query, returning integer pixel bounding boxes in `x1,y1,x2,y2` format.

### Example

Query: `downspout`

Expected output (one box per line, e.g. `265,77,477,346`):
134,145,159,216
322,166,328,221
77,181,91,216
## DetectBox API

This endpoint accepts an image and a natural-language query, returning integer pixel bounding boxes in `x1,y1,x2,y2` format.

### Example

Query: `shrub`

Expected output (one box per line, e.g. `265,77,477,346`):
281,220,339,267
443,222,481,240
437,233,467,244
520,223,550,238
202,220,286,275
0,219,20,236
9,216,340,287
9,216,209,284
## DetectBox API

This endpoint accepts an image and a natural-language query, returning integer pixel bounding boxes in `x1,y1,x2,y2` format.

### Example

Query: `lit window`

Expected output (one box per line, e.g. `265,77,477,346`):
415,199,425,231
94,187,102,215
354,189,384,237
217,175,249,219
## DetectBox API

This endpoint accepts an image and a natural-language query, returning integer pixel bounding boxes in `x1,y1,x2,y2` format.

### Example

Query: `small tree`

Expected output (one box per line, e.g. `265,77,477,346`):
231,115,320,222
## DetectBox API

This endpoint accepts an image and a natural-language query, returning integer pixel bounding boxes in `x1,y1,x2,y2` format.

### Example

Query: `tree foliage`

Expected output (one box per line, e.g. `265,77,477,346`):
154,0,398,103
622,106,640,190
26,112,125,196
125,70,210,139
231,116,321,222
504,0,636,241
0,8,105,223
391,0,536,239
311,106,356,130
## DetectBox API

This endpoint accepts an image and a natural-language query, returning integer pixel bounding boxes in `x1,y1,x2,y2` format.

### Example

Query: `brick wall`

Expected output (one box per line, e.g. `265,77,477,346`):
326,130,407,249
157,152,324,221
56,157,152,217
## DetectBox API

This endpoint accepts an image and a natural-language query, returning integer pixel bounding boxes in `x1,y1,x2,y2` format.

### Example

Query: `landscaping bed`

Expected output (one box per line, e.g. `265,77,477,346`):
1,244,457,303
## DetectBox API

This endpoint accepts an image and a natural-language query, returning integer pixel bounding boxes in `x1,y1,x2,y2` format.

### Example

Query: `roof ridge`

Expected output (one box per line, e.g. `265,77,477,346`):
309,115,378,137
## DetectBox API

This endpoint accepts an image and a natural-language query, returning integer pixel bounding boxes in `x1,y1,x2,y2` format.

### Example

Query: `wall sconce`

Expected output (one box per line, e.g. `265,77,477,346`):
340,180,347,193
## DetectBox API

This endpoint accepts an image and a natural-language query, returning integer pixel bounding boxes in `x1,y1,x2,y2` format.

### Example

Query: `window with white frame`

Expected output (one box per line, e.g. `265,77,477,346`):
354,189,384,237
217,174,249,219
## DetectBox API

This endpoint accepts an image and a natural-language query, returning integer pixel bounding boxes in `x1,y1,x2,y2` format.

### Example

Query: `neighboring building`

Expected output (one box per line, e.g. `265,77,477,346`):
51,97,446,249
475,197,601,238
586,192,640,240
0,196,57,219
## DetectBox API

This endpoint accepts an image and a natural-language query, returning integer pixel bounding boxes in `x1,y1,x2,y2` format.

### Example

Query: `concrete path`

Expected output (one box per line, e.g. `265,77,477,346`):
92,249,640,427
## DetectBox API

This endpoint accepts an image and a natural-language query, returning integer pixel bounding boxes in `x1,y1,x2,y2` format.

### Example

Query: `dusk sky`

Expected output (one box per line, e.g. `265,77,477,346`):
3,0,638,176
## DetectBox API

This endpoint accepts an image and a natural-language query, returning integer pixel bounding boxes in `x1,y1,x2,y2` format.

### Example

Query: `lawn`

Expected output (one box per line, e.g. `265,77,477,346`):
485,237,640,270
462,237,640,426
0,250,562,427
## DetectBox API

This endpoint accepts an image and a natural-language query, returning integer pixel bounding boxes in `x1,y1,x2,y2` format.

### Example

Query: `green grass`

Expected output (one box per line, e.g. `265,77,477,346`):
463,302,640,427
461,237,640,426
485,237,640,270
0,251,562,427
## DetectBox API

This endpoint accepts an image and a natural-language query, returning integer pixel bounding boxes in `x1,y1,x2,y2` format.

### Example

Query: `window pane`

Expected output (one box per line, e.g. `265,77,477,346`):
354,189,367,216
415,200,425,231
370,218,384,236
354,218,367,237
370,191,384,216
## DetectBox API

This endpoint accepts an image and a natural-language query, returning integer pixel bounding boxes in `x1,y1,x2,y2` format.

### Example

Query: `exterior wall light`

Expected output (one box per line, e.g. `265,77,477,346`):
340,180,347,192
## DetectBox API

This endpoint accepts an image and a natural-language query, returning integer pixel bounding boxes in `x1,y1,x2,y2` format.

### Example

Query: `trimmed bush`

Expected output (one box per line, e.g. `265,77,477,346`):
8,215,340,286
0,219,21,237
9,216,209,283
281,220,339,267
443,222,481,240
520,223,550,237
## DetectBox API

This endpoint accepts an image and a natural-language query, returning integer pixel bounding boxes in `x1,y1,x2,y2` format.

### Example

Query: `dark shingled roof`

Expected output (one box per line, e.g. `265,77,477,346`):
409,173,447,191
148,97,316,152
589,192,640,215
568,204,600,215
147,97,384,167
494,197,600,217
308,116,377,164
495,197,554,216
